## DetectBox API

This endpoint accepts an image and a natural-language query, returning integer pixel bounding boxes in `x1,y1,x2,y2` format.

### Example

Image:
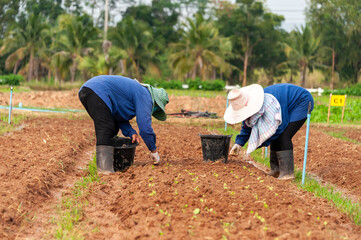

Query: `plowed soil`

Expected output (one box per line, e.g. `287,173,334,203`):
0,89,361,239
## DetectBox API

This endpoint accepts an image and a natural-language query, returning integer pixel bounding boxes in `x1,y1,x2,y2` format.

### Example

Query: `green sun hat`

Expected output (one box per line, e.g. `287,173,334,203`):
142,84,169,121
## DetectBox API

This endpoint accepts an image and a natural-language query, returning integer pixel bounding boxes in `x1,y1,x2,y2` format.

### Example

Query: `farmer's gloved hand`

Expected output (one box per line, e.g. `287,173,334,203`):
229,144,242,156
150,151,160,165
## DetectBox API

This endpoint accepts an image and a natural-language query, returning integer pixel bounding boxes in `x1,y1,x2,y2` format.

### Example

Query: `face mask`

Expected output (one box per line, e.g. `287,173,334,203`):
152,106,161,114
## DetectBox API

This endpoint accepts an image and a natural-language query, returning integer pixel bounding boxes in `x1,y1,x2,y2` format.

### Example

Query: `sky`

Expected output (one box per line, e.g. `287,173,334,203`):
264,0,308,32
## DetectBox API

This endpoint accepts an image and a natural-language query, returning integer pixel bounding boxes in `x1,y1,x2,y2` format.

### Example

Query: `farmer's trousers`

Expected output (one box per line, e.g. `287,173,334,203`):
78,87,118,146
270,118,307,151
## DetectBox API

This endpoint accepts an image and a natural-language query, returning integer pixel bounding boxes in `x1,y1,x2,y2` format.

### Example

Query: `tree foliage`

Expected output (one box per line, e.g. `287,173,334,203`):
0,0,359,87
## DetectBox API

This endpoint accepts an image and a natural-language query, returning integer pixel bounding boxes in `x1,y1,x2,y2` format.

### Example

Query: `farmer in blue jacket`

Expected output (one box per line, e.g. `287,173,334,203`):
224,83,314,180
79,75,169,173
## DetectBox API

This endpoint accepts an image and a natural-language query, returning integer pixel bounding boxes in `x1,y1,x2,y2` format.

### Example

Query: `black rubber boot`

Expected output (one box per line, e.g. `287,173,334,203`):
96,145,115,174
276,150,294,180
268,151,280,178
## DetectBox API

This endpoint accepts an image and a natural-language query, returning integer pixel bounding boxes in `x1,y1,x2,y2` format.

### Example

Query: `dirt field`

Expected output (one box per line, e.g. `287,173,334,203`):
1,90,361,239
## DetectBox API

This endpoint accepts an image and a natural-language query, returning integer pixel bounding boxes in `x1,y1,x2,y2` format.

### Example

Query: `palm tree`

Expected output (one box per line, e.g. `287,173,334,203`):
284,24,322,87
0,13,49,81
78,46,127,77
169,14,233,80
57,14,100,82
108,16,155,80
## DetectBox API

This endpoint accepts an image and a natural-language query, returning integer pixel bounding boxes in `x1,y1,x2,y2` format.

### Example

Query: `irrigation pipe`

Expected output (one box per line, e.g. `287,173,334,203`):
302,102,312,185
8,86,13,124
0,105,85,114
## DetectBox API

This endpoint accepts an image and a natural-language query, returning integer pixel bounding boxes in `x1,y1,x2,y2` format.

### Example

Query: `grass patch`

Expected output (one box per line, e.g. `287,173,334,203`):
0,86,32,93
321,130,361,146
24,80,83,91
167,89,227,98
294,172,361,225
0,113,29,135
53,155,100,239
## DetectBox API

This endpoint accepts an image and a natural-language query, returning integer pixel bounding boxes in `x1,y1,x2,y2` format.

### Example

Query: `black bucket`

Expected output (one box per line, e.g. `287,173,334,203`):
199,134,232,163
112,136,139,172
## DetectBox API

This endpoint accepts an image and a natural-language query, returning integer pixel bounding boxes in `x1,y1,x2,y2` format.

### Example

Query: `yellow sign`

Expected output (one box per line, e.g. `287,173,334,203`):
330,95,346,106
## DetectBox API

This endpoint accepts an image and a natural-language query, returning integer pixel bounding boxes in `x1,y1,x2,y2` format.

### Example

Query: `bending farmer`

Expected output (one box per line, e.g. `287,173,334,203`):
224,83,314,180
79,75,169,173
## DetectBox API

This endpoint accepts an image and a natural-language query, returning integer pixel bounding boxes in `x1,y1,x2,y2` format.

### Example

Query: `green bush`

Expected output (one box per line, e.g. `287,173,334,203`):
186,78,202,90
159,80,183,89
0,74,24,86
143,77,226,91
201,79,225,91
142,77,159,87
323,84,361,96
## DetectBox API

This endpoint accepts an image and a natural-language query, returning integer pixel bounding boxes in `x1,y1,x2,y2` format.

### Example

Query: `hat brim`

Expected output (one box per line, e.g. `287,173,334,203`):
224,84,264,124
152,110,167,121
150,87,168,121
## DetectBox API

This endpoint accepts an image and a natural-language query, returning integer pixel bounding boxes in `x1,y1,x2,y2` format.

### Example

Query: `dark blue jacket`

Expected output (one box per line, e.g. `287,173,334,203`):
235,84,314,147
81,75,157,151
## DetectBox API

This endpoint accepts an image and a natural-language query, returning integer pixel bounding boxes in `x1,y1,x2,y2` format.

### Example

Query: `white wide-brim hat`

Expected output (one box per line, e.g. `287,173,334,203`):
224,84,264,124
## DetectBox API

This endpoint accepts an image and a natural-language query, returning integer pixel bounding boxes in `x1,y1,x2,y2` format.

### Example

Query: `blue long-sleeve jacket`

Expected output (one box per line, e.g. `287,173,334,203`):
81,75,157,151
235,84,314,147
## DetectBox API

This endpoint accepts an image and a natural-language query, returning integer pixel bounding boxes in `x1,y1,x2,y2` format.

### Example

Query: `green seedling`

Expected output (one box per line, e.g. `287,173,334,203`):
204,207,215,214
213,172,219,177
159,209,171,217
223,183,228,189
182,204,188,213
254,212,266,223
193,208,200,215
149,190,156,196
253,194,258,200
220,219,234,235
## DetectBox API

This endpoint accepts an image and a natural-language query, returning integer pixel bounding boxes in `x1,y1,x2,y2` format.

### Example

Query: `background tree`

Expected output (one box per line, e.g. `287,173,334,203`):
169,14,233,80
57,14,100,82
284,24,322,87
308,0,361,86
23,0,65,24
252,12,287,85
123,0,181,78
308,0,346,89
108,16,155,80
0,13,50,82
217,0,273,86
